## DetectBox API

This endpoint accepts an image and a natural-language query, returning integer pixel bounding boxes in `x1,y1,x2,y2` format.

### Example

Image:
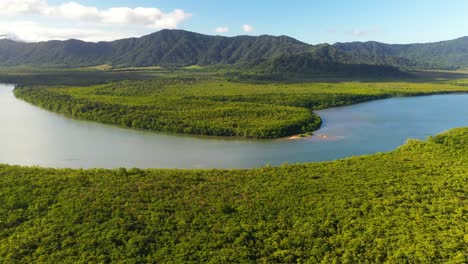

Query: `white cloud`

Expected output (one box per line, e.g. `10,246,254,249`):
242,24,254,33
55,2,99,20
0,0,191,28
0,21,137,42
215,26,229,33
0,32,24,42
0,0,49,15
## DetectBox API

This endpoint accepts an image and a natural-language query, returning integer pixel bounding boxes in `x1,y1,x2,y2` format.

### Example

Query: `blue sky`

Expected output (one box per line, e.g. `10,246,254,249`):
1,0,467,43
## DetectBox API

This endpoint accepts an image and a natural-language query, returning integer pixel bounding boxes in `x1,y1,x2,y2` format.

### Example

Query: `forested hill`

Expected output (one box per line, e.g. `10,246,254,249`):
0,30,313,67
248,44,403,77
1,29,467,69
334,36,468,69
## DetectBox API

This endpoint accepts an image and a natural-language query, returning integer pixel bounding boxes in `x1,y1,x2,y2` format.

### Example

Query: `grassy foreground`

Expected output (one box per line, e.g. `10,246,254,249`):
1,128,467,263
14,77,468,138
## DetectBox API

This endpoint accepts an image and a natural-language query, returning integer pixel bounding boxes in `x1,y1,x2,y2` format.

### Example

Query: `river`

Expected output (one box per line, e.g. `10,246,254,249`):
0,84,466,168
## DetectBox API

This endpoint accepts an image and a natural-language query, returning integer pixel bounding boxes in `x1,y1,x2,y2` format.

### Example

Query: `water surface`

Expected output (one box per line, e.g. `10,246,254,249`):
0,84,466,168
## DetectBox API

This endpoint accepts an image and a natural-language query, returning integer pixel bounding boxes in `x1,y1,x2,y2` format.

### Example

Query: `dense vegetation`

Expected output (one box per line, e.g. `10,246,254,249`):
1,28,467,263
14,76,468,138
14,78,321,139
334,36,468,69
0,30,312,68
250,51,403,78
0,128,467,263
1,29,468,70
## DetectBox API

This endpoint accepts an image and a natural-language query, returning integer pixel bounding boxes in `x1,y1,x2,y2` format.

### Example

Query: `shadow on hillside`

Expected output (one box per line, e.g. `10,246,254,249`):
1,66,468,87
0,71,157,86
231,70,468,84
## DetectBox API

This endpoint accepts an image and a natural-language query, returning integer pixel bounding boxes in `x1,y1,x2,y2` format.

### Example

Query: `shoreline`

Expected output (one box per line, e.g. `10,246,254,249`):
285,133,331,140
9,84,468,141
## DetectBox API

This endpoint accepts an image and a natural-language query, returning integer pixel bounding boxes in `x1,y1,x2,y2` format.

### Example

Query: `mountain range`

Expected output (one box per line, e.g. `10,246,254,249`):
0,29,467,71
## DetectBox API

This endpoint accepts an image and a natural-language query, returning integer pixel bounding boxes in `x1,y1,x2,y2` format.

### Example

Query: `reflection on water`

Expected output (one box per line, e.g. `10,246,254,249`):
0,84,467,168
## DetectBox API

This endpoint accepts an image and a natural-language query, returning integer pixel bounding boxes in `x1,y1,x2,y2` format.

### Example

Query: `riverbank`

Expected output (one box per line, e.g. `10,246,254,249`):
3,83,468,168
1,127,466,262
10,73,468,139
285,131,345,140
